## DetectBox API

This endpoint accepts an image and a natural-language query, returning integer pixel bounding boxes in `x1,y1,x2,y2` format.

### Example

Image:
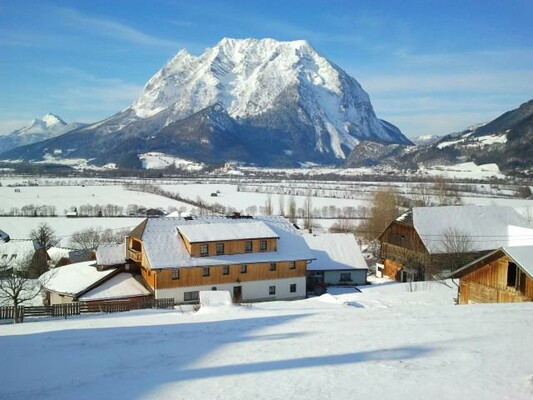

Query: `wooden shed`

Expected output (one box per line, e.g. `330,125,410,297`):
449,246,533,304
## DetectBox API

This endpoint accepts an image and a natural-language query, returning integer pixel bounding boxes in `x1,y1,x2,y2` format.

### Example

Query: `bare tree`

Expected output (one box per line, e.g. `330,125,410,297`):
329,219,356,234
412,183,432,207
433,176,461,206
278,194,285,216
30,223,59,251
0,254,47,323
288,196,297,224
438,227,476,272
303,193,313,231
69,227,128,258
357,187,399,241
264,194,273,216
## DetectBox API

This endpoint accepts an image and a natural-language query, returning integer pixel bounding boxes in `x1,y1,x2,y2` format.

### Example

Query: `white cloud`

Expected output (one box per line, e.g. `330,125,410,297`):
54,7,178,49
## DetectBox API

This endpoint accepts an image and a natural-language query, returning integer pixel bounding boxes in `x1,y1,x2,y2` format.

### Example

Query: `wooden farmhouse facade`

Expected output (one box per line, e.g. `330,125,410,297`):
126,215,314,303
449,246,533,304
379,206,533,282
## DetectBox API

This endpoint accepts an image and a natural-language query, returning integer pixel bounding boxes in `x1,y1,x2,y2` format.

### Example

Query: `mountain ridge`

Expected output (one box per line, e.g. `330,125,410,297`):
0,38,410,167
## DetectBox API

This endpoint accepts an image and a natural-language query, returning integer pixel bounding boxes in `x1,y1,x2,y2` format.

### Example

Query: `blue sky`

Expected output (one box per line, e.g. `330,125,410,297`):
0,0,531,138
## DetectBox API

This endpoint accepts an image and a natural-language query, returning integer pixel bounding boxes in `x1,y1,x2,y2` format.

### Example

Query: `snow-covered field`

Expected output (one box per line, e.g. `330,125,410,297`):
0,185,194,216
1,281,532,400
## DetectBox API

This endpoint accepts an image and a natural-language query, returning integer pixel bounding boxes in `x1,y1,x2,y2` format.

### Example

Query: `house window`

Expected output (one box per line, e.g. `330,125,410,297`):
216,243,225,255
269,286,276,295
340,272,352,282
200,244,208,256
203,267,210,277
171,269,179,280
507,262,517,287
259,240,267,251
290,284,297,293
241,264,247,273
245,241,253,252
289,261,296,269
222,265,230,275
184,291,199,302
270,262,276,271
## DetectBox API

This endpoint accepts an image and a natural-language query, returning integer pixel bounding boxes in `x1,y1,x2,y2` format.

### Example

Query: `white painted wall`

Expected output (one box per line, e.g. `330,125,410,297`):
156,277,306,304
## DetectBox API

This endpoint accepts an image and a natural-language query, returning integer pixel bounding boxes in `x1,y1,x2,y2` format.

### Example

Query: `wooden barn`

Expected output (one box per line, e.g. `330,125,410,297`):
448,246,533,304
126,215,314,304
378,206,533,282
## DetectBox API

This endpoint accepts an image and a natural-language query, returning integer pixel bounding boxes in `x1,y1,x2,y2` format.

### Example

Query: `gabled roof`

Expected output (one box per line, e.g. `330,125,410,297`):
134,216,314,269
178,221,278,243
129,219,148,240
79,273,151,301
0,240,39,268
411,206,533,254
303,233,368,271
0,229,10,242
40,261,117,297
96,242,126,266
449,245,533,280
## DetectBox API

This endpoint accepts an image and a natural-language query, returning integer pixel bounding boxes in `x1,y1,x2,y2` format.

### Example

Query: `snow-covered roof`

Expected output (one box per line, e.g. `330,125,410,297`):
412,206,533,254
501,246,533,278
177,221,279,243
0,240,39,266
96,243,126,266
79,273,151,301
136,216,314,269
449,245,533,280
303,233,368,271
41,261,116,296
0,229,10,242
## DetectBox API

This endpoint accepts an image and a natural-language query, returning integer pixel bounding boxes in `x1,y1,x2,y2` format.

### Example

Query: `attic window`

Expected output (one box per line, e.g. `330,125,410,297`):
245,241,253,252
259,240,267,251
200,244,208,256
216,243,225,255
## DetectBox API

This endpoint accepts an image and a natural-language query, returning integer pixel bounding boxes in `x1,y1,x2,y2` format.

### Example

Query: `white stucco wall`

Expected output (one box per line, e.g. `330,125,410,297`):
156,277,306,303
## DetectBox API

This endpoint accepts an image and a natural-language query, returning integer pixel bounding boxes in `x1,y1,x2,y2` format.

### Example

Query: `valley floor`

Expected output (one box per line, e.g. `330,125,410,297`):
1,281,532,400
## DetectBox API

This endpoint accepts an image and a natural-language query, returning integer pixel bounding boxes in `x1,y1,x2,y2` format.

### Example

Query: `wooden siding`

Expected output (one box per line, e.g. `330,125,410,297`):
382,258,402,281
154,260,307,289
127,237,151,269
380,223,427,254
458,254,533,304
141,266,156,290
186,238,277,257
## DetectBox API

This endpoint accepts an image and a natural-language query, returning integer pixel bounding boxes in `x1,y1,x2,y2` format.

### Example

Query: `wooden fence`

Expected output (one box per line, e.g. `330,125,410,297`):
0,298,175,322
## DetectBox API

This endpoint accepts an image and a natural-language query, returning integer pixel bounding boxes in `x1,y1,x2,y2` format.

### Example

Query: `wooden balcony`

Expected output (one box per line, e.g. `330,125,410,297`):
128,249,142,263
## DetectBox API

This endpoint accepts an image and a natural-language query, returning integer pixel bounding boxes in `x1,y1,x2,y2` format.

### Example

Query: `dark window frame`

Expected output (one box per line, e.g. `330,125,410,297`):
203,267,210,277
290,283,297,293
270,262,276,271
269,285,276,295
222,265,230,275
171,269,180,280
200,244,209,256
245,241,253,253
216,243,225,255
259,240,267,251
241,264,247,273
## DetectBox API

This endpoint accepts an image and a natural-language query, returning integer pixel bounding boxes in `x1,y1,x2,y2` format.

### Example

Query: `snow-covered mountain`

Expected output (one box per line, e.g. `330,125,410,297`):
411,134,441,146
346,99,533,173
0,38,410,167
0,114,85,153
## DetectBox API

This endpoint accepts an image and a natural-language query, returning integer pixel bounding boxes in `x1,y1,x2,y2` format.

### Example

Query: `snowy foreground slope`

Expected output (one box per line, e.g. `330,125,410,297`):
1,282,532,400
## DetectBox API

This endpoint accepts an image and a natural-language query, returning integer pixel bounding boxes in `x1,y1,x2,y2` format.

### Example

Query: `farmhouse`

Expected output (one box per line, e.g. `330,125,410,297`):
0,239,48,277
126,215,314,303
303,233,368,290
379,206,533,281
40,261,151,305
449,246,533,304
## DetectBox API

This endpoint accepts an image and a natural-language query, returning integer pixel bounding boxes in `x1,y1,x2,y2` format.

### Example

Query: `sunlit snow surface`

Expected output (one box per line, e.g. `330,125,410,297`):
1,280,532,400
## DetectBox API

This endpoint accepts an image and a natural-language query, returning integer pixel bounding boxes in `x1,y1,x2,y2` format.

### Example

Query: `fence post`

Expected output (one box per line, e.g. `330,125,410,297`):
20,306,24,323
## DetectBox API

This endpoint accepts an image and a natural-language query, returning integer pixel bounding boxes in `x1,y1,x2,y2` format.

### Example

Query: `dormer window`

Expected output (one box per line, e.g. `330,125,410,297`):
216,243,225,255
200,244,208,256
259,240,267,251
